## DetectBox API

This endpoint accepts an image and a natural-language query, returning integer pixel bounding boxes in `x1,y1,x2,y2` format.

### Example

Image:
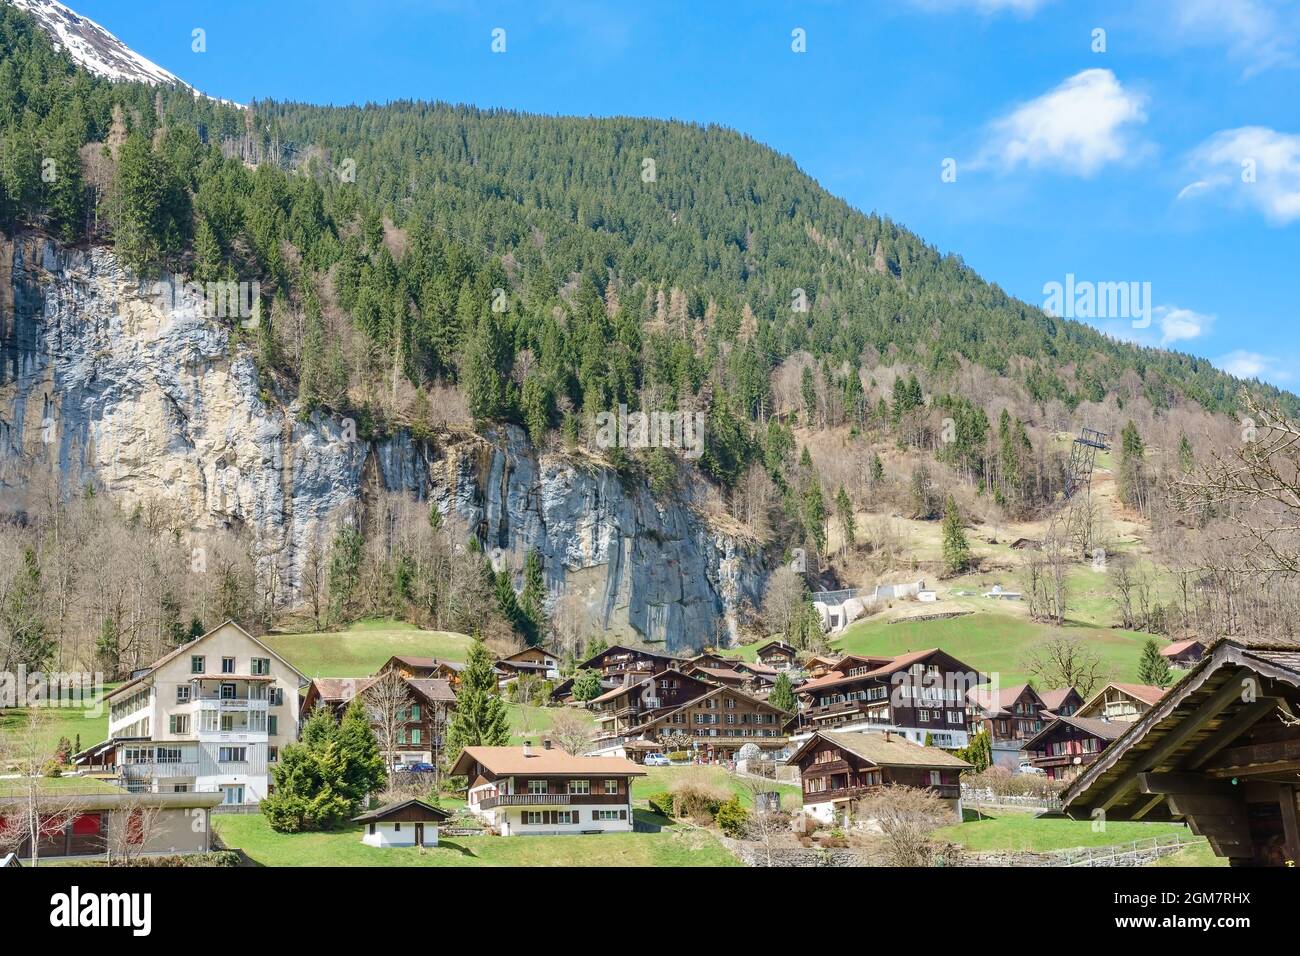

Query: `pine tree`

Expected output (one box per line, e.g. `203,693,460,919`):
941,495,971,575
445,635,511,758
769,670,796,712
869,452,884,485
1138,638,1173,688
519,550,547,646
835,485,855,554
337,697,387,802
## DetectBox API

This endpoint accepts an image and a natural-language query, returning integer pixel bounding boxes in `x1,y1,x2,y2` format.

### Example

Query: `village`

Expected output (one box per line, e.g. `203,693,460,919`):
3,615,1296,869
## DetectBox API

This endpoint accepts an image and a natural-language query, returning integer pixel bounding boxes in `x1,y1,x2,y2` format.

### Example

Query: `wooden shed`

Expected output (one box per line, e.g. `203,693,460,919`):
353,798,452,849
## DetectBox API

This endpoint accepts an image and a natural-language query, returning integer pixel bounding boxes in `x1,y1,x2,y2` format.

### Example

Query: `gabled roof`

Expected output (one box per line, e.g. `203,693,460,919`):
105,620,308,702
634,684,791,732
307,677,371,703
352,798,451,823
1079,682,1167,715
756,640,798,657
497,647,558,664
967,683,1040,714
449,746,645,778
798,648,981,695
1037,687,1081,712
788,730,971,770
1062,638,1300,827
384,655,464,672
1022,714,1127,752
1160,639,1205,658
578,644,679,670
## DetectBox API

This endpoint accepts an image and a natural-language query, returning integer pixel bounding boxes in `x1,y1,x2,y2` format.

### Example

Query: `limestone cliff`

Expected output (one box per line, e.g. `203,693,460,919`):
0,234,767,653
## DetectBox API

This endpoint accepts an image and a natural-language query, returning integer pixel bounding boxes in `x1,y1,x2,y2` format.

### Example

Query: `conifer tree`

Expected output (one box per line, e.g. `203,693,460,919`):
940,494,971,574
835,485,855,554
1138,638,1173,688
769,670,796,713
445,635,511,758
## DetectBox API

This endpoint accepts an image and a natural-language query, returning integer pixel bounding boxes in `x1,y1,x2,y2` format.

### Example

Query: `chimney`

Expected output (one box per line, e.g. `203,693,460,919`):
523,740,532,757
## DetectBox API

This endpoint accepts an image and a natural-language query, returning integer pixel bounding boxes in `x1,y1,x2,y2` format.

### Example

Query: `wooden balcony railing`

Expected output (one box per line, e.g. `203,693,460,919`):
477,792,628,810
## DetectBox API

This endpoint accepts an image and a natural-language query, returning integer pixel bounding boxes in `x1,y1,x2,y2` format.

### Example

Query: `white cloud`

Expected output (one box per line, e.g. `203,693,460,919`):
1179,126,1300,224
1217,349,1293,383
1161,0,1299,76
1155,305,1214,346
976,70,1148,176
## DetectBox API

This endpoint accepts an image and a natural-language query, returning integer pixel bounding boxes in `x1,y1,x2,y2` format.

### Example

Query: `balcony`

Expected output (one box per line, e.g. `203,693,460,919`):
197,698,269,711
477,792,628,810
121,762,199,779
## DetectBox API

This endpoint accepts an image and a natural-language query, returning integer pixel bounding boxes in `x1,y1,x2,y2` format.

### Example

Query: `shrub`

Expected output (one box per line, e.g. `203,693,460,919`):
666,751,690,762
667,772,730,821
646,791,675,817
715,797,749,837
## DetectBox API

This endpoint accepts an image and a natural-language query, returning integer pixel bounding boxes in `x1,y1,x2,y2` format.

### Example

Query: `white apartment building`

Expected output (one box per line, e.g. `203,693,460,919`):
101,621,309,805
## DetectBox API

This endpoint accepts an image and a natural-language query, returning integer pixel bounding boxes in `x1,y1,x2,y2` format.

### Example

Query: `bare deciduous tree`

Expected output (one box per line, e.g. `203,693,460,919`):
0,710,79,867
548,708,594,756
854,784,952,867
1020,635,1111,698
363,670,416,785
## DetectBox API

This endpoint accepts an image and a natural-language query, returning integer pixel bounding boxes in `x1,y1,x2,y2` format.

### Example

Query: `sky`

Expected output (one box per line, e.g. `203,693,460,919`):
72,0,1300,390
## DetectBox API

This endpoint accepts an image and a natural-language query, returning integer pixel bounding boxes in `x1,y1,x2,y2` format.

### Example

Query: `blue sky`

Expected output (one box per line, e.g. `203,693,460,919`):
74,0,1300,389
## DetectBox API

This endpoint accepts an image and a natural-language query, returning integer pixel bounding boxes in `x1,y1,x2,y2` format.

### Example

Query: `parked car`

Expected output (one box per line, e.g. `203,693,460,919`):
1017,762,1046,776
400,762,437,774
643,753,670,767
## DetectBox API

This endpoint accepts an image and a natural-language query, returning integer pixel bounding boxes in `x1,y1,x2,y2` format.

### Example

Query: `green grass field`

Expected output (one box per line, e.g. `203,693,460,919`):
834,611,1165,686
262,618,472,677
213,812,738,867
0,683,114,757
632,765,803,811
936,808,1191,852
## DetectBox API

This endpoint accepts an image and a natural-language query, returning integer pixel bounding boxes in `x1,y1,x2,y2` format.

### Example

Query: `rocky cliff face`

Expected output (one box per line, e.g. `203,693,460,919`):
0,234,766,653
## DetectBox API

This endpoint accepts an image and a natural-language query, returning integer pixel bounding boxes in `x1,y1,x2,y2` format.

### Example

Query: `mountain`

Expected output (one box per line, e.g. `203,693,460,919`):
0,0,1288,658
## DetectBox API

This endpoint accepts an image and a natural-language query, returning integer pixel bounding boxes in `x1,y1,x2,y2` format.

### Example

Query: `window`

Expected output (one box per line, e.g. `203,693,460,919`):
176,686,191,703
267,715,278,736
555,811,575,824
220,713,236,732
268,747,279,762
568,779,590,795
169,715,190,735
269,687,283,706
525,811,545,825
156,747,183,764
369,823,376,835
250,657,271,676
191,655,205,674
529,779,548,795
172,784,189,793
928,770,942,786
394,822,401,832
604,779,619,794
410,703,421,720
221,657,236,674
593,809,624,821
218,746,247,763
919,709,930,722
220,683,237,700
410,728,421,745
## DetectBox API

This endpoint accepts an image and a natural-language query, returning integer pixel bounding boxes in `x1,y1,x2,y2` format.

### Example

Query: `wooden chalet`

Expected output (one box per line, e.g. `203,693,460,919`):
1161,639,1207,668
301,674,456,767
588,669,714,757
1077,682,1167,723
804,654,842,679
378,655,464,685
1038,686,1084,718
622,685,792,761
756,640,798,670
966,683,1049,742
550,644,682,702
1062,636,1300,867
788,730,970,827
791,648,982,749
451,742,644,836
495,646,560,687
1022,715,1126,780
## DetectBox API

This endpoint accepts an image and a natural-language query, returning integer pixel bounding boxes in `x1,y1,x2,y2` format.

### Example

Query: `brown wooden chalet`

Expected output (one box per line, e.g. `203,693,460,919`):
792,648,982,749
589,669,714,753
1161,639,1207,668
301,674,456,765
1076,682,1166,723
495,646,560,686
550,644,682,702
966,683,1049,742
1023,715,1126,780
378,655,464,685
1062,637,1300,866
756,640,798,670
1038,686,1084,718
789,730,970,826
624,685,792,760
804,654,842,679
